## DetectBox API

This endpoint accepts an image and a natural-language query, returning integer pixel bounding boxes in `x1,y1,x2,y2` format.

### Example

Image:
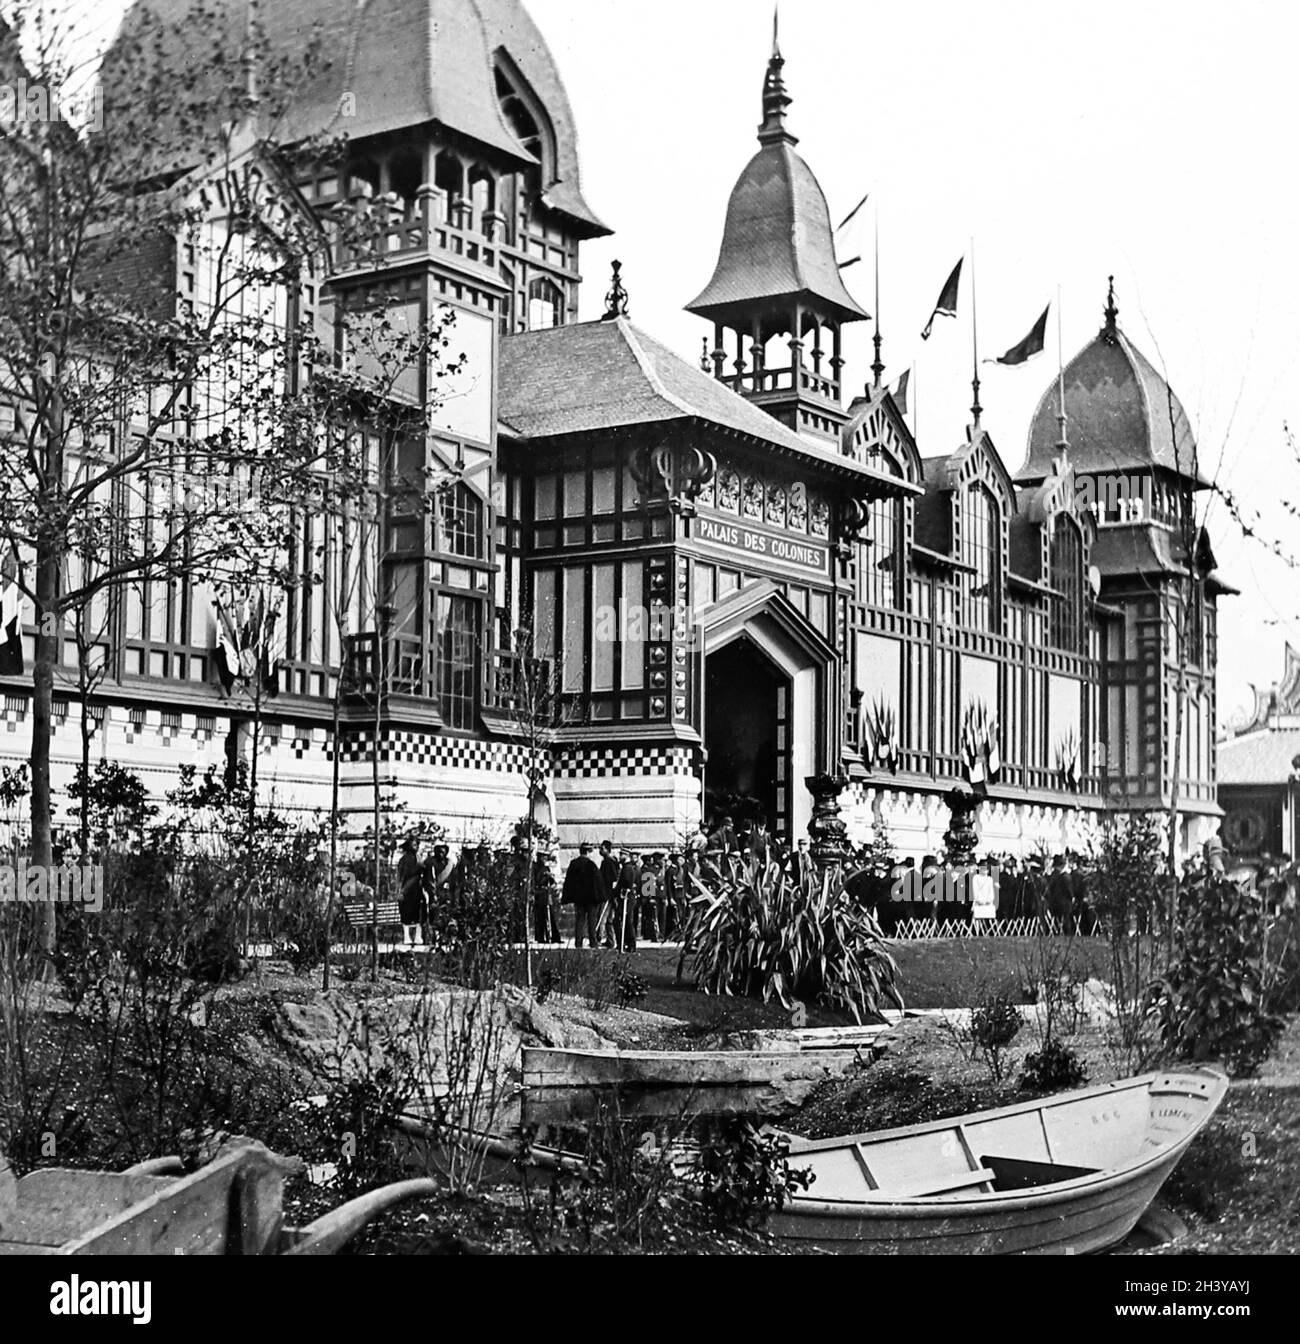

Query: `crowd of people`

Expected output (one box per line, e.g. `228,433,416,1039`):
384,813,1300,952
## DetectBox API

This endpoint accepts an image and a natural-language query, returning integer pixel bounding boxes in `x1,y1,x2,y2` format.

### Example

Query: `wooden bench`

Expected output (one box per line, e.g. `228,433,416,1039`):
912,1167,997,1198
342,901,403,942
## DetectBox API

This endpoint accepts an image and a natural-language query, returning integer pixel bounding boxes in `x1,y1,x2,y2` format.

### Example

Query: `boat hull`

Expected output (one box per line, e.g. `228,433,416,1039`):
771,1067,1227,1255
771,1140,1193,1254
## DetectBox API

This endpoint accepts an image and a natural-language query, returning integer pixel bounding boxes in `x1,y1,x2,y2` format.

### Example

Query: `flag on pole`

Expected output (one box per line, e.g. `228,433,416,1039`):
892,369,910,416
214,592,282,698
991,304,1050,366
836,190,870,270
0,552,23,677
921,259,962,340
837,191,870,233
214,599,241,694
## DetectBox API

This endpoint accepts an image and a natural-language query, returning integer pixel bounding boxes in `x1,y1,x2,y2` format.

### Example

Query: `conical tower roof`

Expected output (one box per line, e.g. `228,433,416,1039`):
686,35,867,326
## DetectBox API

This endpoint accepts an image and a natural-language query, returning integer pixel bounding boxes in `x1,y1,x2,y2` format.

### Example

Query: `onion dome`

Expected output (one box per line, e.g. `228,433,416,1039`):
1020,279,1206,486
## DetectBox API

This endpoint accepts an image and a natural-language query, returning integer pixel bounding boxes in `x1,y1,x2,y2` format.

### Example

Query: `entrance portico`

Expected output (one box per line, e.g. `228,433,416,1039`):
698,581,837,843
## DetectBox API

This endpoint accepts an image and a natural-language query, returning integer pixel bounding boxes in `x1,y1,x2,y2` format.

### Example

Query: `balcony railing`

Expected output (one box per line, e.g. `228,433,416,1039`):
336,187,504,273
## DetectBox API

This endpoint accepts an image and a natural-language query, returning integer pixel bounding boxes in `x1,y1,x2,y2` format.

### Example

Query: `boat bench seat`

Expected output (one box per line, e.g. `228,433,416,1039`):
911,1167,996,1197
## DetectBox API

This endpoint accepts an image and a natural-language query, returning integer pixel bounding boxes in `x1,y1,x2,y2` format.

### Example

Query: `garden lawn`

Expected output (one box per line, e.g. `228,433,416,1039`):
507,935,1111,1035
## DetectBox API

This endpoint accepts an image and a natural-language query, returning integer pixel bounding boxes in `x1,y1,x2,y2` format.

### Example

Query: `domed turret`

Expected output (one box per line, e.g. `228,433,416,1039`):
688,22,866,446
686,32,867,327
1020,279,1205,487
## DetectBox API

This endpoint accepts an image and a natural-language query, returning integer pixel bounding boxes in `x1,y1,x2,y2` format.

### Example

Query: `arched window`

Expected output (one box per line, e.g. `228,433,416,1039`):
860,498,900,609
527,277,564,331
960,484,1000,632
1050,516,1084,651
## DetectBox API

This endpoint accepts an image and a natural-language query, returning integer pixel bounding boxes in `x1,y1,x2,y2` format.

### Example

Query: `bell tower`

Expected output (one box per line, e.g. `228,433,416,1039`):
687,23,869,449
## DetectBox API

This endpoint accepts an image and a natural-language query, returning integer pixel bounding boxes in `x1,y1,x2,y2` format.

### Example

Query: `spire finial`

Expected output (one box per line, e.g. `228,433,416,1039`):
970,238,982,428
870,207,884,390
1103,275,1118,337
758,10,797,146
602,260,630,322
1055,287,1069,460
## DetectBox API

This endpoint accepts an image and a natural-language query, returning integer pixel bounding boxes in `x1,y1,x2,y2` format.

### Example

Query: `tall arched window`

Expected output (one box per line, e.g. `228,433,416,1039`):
860,498,900,609
960,484,1000,632
1050,516,1084,651
527,277,564,331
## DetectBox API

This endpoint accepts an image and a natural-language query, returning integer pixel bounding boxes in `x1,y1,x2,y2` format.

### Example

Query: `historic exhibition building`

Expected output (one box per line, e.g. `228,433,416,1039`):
0,0,1228,862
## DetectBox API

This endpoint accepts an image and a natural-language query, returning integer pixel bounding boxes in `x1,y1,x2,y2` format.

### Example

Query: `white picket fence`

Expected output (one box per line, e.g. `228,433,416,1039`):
888,916,1096,941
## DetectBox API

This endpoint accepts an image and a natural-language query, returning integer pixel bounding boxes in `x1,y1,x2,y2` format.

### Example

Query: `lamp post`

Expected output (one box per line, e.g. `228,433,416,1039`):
805,774,852,871
370,600,396,980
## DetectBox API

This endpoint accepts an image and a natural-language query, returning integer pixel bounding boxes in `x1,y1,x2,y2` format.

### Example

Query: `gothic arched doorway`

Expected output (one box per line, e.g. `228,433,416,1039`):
704,637,788,834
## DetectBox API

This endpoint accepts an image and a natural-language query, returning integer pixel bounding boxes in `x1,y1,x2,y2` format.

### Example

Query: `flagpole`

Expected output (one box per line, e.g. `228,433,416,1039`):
1056,284,1068,451
871,203,884,390
970,238,982,428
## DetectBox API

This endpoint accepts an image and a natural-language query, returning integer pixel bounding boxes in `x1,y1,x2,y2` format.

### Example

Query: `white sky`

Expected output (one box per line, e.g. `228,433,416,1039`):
53,0,1300,724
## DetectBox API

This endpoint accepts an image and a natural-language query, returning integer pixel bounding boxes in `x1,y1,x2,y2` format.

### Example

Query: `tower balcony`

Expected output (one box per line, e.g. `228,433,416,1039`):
334,186,505,278
722,363,841,404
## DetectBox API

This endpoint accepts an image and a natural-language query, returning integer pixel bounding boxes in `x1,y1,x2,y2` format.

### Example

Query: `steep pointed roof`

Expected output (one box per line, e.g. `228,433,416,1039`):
686,38,868,326
103,0,609,235
1020,280,1207,486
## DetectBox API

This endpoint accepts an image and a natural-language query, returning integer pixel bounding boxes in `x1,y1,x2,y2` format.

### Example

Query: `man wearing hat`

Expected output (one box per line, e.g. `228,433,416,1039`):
597,840,622,948
562,842,607,949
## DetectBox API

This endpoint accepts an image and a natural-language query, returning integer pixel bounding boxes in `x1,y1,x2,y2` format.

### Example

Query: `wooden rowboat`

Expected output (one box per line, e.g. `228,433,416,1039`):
770,1066,1228,1255
522,1046,865,1091
0,1139,440,1256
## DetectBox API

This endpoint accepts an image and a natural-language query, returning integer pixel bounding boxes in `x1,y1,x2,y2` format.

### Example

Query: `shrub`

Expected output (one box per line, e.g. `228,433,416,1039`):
693,1118,813,1231
1021,1038,1089,1092
427,844,522,990
1157,874,1285,1078
969,994,1022,1081
680,857,901,1023
1086,815,1170,1075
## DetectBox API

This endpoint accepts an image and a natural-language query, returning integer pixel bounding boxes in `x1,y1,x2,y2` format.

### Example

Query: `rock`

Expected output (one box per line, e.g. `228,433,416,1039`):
0,1151,15,1233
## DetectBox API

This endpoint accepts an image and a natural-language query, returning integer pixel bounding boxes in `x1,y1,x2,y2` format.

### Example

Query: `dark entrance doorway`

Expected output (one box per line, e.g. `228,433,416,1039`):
704,637,789,837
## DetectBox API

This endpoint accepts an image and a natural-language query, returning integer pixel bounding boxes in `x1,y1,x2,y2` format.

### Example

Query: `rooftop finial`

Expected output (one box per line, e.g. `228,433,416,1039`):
1102,275,1118,339
700,337,711,373
1055,288,1069,459
758,9,797,146
871,208,884,390
602,260,629,322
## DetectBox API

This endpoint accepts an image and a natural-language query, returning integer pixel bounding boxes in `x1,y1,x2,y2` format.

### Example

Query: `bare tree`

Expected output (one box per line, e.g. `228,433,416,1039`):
495,622,581,989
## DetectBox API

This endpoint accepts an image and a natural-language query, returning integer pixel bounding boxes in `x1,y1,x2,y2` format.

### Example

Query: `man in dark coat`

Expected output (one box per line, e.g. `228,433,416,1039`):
563,843,607,950
616,850,642,952
598,840,622,948
1046,855,1074,931
397,836,424,946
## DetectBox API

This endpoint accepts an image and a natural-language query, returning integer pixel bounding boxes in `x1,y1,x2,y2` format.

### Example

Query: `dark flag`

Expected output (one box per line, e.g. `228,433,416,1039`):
837,191,871,233
0,554,22,677
992,304,1050,366
921,259,962,340
214,599,240,694
893,369,911,415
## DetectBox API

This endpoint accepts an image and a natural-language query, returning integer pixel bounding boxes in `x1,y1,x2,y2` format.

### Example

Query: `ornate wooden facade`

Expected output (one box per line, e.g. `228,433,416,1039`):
0,1,1226,859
